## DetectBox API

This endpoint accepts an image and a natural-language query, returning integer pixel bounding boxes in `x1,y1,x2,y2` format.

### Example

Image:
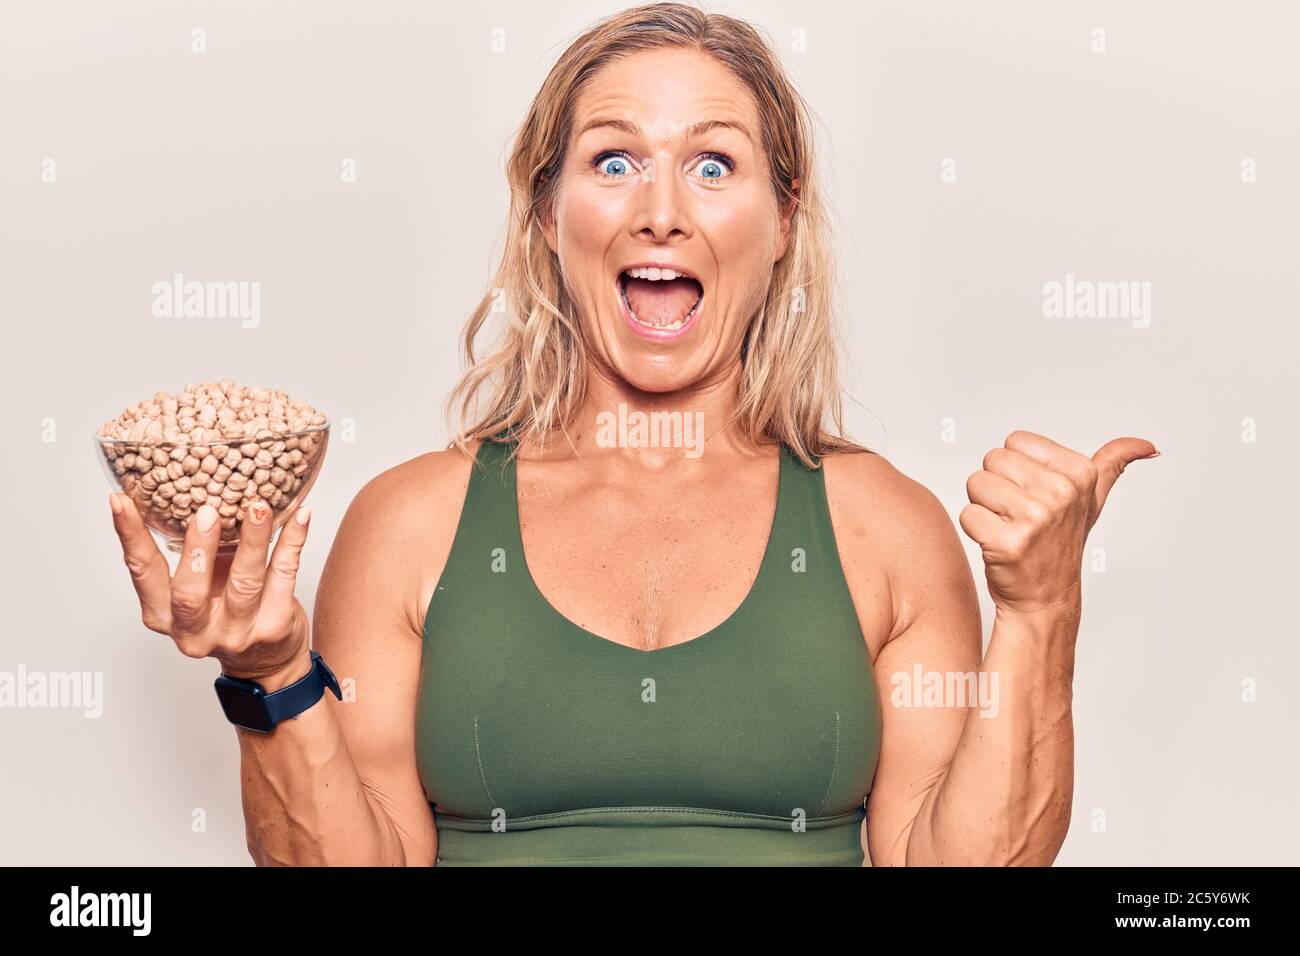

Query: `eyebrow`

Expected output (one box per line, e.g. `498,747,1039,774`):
575,117,753,144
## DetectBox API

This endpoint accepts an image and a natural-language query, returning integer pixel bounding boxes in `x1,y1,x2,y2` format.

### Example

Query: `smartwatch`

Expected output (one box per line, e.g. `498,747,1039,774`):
214,650,342,733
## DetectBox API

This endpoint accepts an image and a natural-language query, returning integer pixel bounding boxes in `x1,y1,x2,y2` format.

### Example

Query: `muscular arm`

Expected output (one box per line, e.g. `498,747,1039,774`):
240,446,473,866
898,602,1078,867
827,451,1075,866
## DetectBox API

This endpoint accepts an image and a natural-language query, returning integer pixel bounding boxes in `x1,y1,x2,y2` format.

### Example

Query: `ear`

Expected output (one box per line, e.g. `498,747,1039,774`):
774,177,800,263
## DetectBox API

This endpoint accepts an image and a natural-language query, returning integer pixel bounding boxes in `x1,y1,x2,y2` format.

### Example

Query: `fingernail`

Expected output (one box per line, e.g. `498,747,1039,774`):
249,500,271,525
295,506,312,525
108,492,123,516
195,504,218,532
1141,450,1161,459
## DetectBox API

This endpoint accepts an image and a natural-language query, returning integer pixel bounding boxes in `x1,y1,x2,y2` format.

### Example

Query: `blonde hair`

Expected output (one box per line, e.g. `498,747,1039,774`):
446,1,866,467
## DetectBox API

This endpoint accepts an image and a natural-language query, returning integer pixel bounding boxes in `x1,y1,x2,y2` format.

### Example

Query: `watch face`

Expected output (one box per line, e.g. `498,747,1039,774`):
215,680,273,732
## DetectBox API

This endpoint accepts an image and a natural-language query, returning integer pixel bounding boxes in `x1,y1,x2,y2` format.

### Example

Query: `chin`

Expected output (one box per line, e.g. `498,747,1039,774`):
599,344,714,396
611,360,697,395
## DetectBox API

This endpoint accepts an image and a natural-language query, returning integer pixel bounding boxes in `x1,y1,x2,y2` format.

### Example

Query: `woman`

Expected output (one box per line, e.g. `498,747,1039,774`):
108,3,1156,866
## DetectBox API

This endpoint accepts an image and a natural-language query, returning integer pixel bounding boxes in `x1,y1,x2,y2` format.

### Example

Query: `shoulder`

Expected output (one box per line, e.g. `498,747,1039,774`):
322,440,482,635
821,447,972,643
348,440,481,528
822,447,952,548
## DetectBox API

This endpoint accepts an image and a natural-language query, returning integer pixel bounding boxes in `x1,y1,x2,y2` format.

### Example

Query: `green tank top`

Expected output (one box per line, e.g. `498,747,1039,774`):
415,436,882,865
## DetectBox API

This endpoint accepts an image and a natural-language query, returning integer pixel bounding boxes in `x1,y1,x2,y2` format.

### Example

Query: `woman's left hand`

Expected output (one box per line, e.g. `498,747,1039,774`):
959,430,1159,620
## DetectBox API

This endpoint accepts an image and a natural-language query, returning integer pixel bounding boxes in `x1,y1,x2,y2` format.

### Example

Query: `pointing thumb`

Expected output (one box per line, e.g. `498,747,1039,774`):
1091,436,1159,526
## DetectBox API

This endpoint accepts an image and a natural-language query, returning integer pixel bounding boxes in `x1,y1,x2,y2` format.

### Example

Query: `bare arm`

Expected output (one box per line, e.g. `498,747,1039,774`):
237,642,429,866
902,605,1078,866
828,451,1074,866
847,429,1152,866
240,447,475,866
864,487,1077,864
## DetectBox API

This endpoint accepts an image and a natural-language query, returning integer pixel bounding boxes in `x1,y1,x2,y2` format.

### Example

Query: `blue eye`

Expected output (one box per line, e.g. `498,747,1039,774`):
689,152,736,183
590,149,735,182
593,152,634,178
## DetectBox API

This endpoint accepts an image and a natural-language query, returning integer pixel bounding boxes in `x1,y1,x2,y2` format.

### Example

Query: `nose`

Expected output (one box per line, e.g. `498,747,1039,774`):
628,154,693,242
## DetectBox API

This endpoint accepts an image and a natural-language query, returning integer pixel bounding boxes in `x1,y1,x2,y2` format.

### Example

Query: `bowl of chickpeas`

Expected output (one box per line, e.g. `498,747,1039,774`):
95,379,329,553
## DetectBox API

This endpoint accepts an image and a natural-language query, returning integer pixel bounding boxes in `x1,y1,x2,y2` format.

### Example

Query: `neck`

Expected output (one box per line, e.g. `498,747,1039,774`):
523,361,770,466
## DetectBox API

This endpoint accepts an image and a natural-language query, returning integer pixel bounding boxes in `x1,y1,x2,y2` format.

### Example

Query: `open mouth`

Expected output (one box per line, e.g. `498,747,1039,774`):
616,266,704,336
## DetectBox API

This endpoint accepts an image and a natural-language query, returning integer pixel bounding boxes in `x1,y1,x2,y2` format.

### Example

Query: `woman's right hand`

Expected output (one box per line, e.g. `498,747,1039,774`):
109,494,315,691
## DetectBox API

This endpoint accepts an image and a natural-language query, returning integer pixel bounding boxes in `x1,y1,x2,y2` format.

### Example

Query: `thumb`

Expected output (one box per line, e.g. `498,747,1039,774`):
1091,436,1159,523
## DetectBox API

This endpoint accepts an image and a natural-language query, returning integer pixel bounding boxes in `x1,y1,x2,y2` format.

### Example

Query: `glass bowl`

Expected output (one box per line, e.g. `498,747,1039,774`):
94,422,329,554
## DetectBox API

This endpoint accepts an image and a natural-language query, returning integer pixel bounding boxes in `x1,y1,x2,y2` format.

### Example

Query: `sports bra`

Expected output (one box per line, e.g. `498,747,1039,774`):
415,435,882,865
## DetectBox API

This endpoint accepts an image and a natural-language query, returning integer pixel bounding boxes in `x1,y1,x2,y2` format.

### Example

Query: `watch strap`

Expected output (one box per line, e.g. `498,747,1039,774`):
262,650,342,727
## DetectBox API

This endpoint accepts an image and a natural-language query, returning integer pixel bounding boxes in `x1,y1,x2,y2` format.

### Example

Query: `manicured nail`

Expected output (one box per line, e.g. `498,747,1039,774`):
249,500,271,525
295,506,312,525
1140,450,1161,459
195,504,218,532
108,492,123,516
